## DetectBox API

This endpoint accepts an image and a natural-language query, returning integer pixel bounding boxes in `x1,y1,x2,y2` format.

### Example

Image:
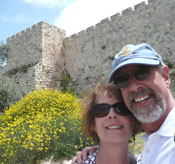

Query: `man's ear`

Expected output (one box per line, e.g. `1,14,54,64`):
161,65,171,88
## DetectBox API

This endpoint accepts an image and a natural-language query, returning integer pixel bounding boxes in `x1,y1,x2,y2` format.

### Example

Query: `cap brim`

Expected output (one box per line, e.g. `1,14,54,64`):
108,58,160,83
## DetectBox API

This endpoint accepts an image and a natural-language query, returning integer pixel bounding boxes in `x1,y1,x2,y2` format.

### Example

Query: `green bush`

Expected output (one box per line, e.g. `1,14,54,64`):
128,132,145,154
0,75,27,112
60,71,78,95
0,89,94,164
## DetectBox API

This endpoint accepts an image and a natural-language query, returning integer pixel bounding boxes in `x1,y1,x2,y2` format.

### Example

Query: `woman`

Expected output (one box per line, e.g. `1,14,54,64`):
73,79,142,164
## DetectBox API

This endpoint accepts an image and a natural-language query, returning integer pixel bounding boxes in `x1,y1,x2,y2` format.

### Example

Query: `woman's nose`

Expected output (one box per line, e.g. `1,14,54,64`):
108,108,117,119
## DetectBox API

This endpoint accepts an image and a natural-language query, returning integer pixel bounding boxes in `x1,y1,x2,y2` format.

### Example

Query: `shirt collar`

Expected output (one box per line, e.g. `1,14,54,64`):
156,107,175,137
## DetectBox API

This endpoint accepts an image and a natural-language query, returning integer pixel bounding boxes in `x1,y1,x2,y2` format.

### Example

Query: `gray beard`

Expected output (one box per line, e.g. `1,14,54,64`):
130,92,166,123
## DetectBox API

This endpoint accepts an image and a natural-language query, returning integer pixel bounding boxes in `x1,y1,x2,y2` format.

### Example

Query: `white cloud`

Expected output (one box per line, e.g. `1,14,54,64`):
23,0,73,8
0,14,24,23
0,14,36,24
0,15,9,22
54,0,147,36
13,14,26,23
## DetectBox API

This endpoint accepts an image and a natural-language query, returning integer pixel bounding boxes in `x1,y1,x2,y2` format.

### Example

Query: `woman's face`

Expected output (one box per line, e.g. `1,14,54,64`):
94,91,133,145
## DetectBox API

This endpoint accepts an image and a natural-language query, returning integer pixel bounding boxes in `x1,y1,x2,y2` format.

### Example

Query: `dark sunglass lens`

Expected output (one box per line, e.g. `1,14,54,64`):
114,74,129,88
134,66,151,81
95,113,108,117
113,102,132,116
92,104,110,117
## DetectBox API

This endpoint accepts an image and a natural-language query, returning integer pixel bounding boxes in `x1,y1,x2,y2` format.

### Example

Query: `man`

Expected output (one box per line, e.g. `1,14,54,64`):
72,43,175,164
108,43,175,164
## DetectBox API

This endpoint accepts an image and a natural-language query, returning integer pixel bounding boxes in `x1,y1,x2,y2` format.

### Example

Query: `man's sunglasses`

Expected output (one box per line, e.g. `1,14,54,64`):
92,102,132,118
114,66,152,88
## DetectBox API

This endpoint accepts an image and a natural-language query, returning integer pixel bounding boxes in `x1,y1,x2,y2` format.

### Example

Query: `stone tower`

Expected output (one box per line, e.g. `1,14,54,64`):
1,22,65,90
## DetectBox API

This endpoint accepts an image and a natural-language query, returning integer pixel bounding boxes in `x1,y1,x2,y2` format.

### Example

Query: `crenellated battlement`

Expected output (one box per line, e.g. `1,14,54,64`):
66,1,147,40
7,22,63,42
134,1,147,10
7,22,43,41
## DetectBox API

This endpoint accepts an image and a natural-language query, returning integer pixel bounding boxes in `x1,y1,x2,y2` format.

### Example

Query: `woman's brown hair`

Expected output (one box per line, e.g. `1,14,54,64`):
81,78,142,142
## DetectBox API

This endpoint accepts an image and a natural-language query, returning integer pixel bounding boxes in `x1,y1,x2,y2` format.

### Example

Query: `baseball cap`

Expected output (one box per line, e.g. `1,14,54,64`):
108,43,164,83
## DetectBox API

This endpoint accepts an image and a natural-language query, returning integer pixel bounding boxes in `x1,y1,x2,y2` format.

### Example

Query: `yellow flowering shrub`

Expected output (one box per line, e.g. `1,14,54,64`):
0,89,94,164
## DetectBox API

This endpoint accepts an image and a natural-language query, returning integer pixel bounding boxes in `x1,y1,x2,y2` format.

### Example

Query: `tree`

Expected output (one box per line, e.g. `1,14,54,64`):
0,41,9,66
0,75,27,112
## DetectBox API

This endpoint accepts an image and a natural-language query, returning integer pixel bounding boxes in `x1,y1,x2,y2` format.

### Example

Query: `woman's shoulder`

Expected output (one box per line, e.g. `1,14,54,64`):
134,153,142,164
129,153,142,164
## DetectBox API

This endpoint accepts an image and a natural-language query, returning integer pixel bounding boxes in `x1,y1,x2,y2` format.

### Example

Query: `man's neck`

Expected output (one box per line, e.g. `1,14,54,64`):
142,93,175,135
141,117,166,135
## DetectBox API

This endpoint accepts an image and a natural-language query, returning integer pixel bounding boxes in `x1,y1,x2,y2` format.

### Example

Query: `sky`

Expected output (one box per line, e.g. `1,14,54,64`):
0,0,147,42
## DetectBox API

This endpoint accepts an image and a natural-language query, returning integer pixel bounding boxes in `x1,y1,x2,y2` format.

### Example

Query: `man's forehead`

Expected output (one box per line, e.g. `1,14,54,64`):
117,65,138,73
116,64,153,74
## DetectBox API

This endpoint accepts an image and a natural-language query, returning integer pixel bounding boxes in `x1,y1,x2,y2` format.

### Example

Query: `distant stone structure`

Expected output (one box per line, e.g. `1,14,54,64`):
1,0,175,94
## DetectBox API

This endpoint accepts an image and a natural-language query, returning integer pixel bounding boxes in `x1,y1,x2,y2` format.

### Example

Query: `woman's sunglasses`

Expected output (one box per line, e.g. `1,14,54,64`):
114,66,152,88
92,102,132,118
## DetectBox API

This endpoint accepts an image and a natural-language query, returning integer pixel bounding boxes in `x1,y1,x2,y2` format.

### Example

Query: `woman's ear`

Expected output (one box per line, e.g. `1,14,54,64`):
93,125,97,132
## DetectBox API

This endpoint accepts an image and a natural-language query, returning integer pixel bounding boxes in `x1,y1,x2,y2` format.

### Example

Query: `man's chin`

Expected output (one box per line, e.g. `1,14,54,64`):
133,111,163,123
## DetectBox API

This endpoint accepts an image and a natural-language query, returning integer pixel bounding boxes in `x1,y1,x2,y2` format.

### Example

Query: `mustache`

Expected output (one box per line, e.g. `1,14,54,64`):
129,88,155,104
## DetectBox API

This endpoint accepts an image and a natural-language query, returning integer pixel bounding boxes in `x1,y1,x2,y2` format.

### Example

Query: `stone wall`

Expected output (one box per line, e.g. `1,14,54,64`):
1,0,175,94
64,0,175,92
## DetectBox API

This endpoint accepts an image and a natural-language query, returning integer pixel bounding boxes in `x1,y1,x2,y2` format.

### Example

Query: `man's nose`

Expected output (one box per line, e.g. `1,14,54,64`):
127,75,143,92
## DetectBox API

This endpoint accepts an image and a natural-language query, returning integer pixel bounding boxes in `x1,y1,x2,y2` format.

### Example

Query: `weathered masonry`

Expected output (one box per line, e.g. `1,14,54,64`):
1,0,175,94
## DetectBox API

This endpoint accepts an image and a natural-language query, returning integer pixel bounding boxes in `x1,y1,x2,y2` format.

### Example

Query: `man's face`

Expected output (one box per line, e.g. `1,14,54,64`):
114,65,170,123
